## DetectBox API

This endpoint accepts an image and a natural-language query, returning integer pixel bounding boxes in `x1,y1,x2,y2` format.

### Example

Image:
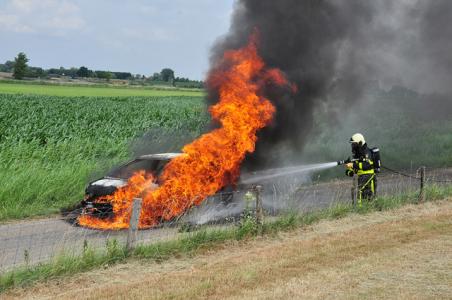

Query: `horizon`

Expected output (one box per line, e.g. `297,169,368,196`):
0,0,235,81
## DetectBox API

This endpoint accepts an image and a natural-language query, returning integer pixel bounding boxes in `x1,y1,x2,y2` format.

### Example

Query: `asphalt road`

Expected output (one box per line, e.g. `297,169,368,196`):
1,168,450,273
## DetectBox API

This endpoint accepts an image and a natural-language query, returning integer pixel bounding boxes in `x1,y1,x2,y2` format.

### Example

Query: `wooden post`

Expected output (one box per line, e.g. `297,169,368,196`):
418,167,426,203
126,198,142,251
254,185,264,226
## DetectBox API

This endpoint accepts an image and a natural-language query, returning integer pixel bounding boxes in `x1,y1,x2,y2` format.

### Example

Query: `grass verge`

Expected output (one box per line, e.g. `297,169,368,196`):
1,184,451,293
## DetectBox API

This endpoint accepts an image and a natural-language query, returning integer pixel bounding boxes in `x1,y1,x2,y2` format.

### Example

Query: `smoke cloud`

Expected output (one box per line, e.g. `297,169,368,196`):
207,0,452,169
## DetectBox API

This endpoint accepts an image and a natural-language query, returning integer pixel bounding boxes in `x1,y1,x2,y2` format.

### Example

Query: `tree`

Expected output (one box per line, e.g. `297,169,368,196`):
77,66,90,77
150,72,160,81
68,67,79,78
13,52,29,79
26,67,45,78
48,68,60,75
160,68,175,82
113,72,132,80
0,60,15,72
95,70,112,81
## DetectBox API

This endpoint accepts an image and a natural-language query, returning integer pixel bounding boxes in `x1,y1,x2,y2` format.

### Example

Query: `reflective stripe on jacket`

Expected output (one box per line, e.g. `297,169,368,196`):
354,158,375,176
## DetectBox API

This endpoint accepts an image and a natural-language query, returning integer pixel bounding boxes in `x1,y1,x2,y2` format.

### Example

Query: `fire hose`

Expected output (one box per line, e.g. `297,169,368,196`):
337,158,452,183
381,166,452,183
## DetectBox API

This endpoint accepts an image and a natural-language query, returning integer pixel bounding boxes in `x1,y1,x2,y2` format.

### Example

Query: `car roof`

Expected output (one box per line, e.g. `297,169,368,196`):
137,153,183,160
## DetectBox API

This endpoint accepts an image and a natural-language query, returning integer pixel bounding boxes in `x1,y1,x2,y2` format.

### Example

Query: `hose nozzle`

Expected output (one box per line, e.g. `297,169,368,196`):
337,157,352,166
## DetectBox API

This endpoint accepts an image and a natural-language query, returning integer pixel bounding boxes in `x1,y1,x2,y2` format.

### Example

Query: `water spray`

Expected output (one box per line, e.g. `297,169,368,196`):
240,162,339,185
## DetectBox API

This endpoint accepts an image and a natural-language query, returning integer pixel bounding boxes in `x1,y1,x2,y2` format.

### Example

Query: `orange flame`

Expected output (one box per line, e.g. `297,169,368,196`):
78,34,290,230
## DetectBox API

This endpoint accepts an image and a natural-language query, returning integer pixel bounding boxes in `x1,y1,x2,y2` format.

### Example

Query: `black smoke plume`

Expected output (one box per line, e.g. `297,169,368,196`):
207,0,452,170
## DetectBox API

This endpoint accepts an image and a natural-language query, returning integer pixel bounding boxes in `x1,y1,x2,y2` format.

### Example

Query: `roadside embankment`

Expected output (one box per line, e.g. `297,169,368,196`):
4,197,451,299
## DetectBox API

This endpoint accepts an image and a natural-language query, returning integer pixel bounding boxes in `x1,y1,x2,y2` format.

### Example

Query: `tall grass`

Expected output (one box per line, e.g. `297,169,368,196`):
0,94,208,220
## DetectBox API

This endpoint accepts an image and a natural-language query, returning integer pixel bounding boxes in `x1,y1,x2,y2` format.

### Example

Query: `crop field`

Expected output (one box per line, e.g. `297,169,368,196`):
1,82,451,222
0,92,208,221
0,82,204,97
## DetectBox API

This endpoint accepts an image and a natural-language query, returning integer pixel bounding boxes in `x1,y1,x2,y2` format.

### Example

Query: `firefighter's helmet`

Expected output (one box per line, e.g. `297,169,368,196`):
349,133,365,146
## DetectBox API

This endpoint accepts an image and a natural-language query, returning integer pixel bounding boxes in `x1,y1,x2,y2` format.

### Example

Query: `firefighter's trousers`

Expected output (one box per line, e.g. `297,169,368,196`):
357,174,377,205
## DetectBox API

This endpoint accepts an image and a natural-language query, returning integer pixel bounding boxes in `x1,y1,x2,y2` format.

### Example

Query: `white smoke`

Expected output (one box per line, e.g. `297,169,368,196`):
240,162,338,185
181,162,339,225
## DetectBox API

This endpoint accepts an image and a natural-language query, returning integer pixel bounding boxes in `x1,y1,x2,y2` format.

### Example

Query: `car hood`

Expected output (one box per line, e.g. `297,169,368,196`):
89,177,159,191
90,178,127,188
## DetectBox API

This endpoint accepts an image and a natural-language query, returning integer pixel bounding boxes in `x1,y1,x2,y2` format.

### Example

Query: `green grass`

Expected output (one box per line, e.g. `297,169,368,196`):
0,239,128,293
0,93,208,220
0,81,204,97
1,184,450,293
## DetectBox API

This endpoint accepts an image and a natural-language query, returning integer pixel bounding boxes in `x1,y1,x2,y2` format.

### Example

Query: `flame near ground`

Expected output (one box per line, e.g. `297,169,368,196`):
78,34,291,230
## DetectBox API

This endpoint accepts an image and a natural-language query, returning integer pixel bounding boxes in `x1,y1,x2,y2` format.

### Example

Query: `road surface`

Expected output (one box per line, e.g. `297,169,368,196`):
1,168,450,272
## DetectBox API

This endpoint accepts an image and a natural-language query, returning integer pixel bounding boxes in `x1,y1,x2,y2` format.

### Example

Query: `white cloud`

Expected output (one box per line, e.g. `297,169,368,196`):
0,12,33,32
0,0,85,35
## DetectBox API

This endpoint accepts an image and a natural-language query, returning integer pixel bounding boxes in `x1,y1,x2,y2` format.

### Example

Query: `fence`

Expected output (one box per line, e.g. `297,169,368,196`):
1,166,451,273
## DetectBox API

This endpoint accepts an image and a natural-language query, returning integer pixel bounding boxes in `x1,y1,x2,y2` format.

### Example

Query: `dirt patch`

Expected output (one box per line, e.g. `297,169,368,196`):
4,199,452,300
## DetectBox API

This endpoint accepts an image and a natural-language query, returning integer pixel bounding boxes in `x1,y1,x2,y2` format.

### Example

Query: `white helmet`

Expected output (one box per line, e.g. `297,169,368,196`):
349,133,365,145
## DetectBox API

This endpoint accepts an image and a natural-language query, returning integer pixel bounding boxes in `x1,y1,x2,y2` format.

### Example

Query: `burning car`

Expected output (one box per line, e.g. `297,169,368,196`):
81,153,181,217
77,36,290,230
80,153,234,219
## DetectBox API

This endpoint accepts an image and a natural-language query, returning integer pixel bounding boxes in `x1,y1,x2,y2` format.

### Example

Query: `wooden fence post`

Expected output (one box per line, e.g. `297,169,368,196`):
126,198,142,251
254,185,264,226
418,167,426,203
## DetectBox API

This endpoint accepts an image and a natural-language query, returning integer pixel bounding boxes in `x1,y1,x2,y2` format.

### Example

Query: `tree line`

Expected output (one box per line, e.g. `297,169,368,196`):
0,52,203,88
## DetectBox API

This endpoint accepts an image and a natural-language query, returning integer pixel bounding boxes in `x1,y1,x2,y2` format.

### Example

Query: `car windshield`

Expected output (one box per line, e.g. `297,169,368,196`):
107,158,170,179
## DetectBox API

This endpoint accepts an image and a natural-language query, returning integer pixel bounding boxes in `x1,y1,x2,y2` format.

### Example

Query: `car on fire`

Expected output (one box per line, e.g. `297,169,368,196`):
80,153,235,218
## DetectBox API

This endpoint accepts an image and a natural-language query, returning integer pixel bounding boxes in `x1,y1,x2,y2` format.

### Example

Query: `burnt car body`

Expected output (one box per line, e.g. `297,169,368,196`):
81,153,235,218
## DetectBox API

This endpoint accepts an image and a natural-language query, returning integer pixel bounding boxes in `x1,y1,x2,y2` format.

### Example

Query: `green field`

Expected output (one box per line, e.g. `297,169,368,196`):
0,81,204,97
0,91,208,221
1,82,451,222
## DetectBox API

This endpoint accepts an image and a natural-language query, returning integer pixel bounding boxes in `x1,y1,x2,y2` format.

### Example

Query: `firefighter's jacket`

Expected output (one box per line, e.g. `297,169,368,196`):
345,147,375,177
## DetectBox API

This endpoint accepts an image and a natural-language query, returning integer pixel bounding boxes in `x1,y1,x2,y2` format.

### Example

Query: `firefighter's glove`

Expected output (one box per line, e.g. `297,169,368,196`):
345,163,353,169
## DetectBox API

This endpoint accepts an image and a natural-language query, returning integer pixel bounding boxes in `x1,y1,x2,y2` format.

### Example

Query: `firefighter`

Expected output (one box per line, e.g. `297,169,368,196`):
344,133,377,205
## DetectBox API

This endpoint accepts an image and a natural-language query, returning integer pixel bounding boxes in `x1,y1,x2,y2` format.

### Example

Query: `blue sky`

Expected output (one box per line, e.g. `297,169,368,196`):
0,0,235,80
